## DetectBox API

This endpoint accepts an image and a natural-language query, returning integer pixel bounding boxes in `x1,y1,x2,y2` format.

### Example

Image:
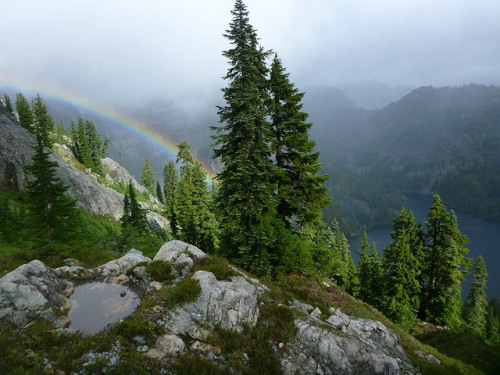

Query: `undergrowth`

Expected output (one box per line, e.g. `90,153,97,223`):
193,255,238,280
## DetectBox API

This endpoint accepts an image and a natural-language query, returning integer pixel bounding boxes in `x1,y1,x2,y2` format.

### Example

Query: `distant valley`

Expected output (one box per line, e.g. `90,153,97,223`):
8,83,499,236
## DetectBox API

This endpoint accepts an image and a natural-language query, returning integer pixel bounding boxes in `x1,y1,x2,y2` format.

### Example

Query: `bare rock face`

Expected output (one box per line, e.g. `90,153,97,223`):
0,105,168,232
102,157,147,194
281,308,418,375
0,260,73,327
146,211,171,234
166,271,263,340
0,104,124,219
0,106,36,189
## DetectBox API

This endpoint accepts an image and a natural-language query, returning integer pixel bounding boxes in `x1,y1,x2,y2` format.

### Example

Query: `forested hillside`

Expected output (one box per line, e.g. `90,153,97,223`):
307,84,500,233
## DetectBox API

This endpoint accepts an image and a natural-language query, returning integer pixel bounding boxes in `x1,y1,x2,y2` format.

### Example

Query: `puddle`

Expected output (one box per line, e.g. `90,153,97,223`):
68,282,140,335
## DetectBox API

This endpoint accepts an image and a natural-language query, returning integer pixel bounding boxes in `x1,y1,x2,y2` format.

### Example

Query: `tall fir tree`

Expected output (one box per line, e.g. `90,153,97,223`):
190,161,218,253
212,0,277,274
84,119,105,175
321,219,357,291
464,255,488,337
15,92,34,132
75,118,95,170
421,194,470,328
141,157,156,194
31,94,54,148
163,160,178,234
268,55,329,236
384,209,422,330
25,136,78,244
174,141,217,252
357,229,384,309
485,302,500,345
156,181,165,204
120,181,148,233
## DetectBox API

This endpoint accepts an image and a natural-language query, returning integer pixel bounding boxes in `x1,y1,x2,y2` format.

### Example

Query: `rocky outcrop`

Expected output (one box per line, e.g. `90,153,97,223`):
166,270,263,339
0,260,73,327
146,334,186,359
281,307,417,375
0,238,421,374
0,104,168,231
0,104,124,218
102,157,147,194
154,240,206,277
93,249,152,278
0,105,35,189
146,211,171,234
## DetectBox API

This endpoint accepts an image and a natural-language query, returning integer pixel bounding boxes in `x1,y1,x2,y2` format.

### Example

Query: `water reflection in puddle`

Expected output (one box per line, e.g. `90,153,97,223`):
68,282,139,335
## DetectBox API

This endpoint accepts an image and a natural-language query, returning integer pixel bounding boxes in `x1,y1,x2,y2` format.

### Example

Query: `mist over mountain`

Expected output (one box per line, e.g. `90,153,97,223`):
308,84,500,232
15,83,500,235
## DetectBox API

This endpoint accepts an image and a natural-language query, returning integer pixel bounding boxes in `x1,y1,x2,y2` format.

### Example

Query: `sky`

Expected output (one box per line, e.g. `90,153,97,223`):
1,0,499,106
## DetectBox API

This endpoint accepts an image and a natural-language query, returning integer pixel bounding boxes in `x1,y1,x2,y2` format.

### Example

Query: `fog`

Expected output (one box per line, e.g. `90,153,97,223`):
1,0,499,107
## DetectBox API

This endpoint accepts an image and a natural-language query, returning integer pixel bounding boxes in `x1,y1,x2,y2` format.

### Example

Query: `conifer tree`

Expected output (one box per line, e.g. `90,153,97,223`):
212,0,277,274
102,136,110,157
3,93,14,115
84,120,105,175
485,303,500,345
421,194,470,328
140,157,156,194
120,181,148,233
31,94,54,147
268,55,329,235
358,229,384,309
464,255,488,337
174,141,217,252
156,181,165,204
15,93,34,132
25,135,78,244
75,118,95,170
70,121,77,142
384,210,422,329
322,219,357,291
163,160,178,233
190,161,218,253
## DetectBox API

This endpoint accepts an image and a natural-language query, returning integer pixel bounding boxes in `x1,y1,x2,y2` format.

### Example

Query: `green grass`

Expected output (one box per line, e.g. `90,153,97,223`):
416,329,500,375
0,189,169,275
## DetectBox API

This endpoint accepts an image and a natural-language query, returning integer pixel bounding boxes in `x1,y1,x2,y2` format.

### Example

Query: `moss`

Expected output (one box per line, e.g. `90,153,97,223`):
193,255,238,281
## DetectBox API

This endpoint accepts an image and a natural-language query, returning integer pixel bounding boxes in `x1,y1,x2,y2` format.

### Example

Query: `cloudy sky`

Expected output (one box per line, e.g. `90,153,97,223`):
1,0,499,106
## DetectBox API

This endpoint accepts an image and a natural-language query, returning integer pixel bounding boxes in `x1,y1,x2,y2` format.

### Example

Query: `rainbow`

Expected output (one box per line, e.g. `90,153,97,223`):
0,76,215,182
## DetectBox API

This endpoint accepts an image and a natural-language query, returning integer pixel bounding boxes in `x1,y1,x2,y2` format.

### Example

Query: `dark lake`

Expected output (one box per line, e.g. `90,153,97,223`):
68,282,140,335
348,194,500,300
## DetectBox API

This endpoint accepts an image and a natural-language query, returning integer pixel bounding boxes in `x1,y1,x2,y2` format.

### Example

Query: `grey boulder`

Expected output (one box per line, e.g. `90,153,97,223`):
0,260,73,327
166,270,263,339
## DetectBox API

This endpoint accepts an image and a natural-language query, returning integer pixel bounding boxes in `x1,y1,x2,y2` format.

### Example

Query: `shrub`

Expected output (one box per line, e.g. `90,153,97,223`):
193,255,238,280
146,260,173,283
159,277,202,309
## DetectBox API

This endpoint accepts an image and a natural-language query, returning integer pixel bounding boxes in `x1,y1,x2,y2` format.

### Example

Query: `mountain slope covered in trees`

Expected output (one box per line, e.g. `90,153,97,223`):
306,84,500,233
